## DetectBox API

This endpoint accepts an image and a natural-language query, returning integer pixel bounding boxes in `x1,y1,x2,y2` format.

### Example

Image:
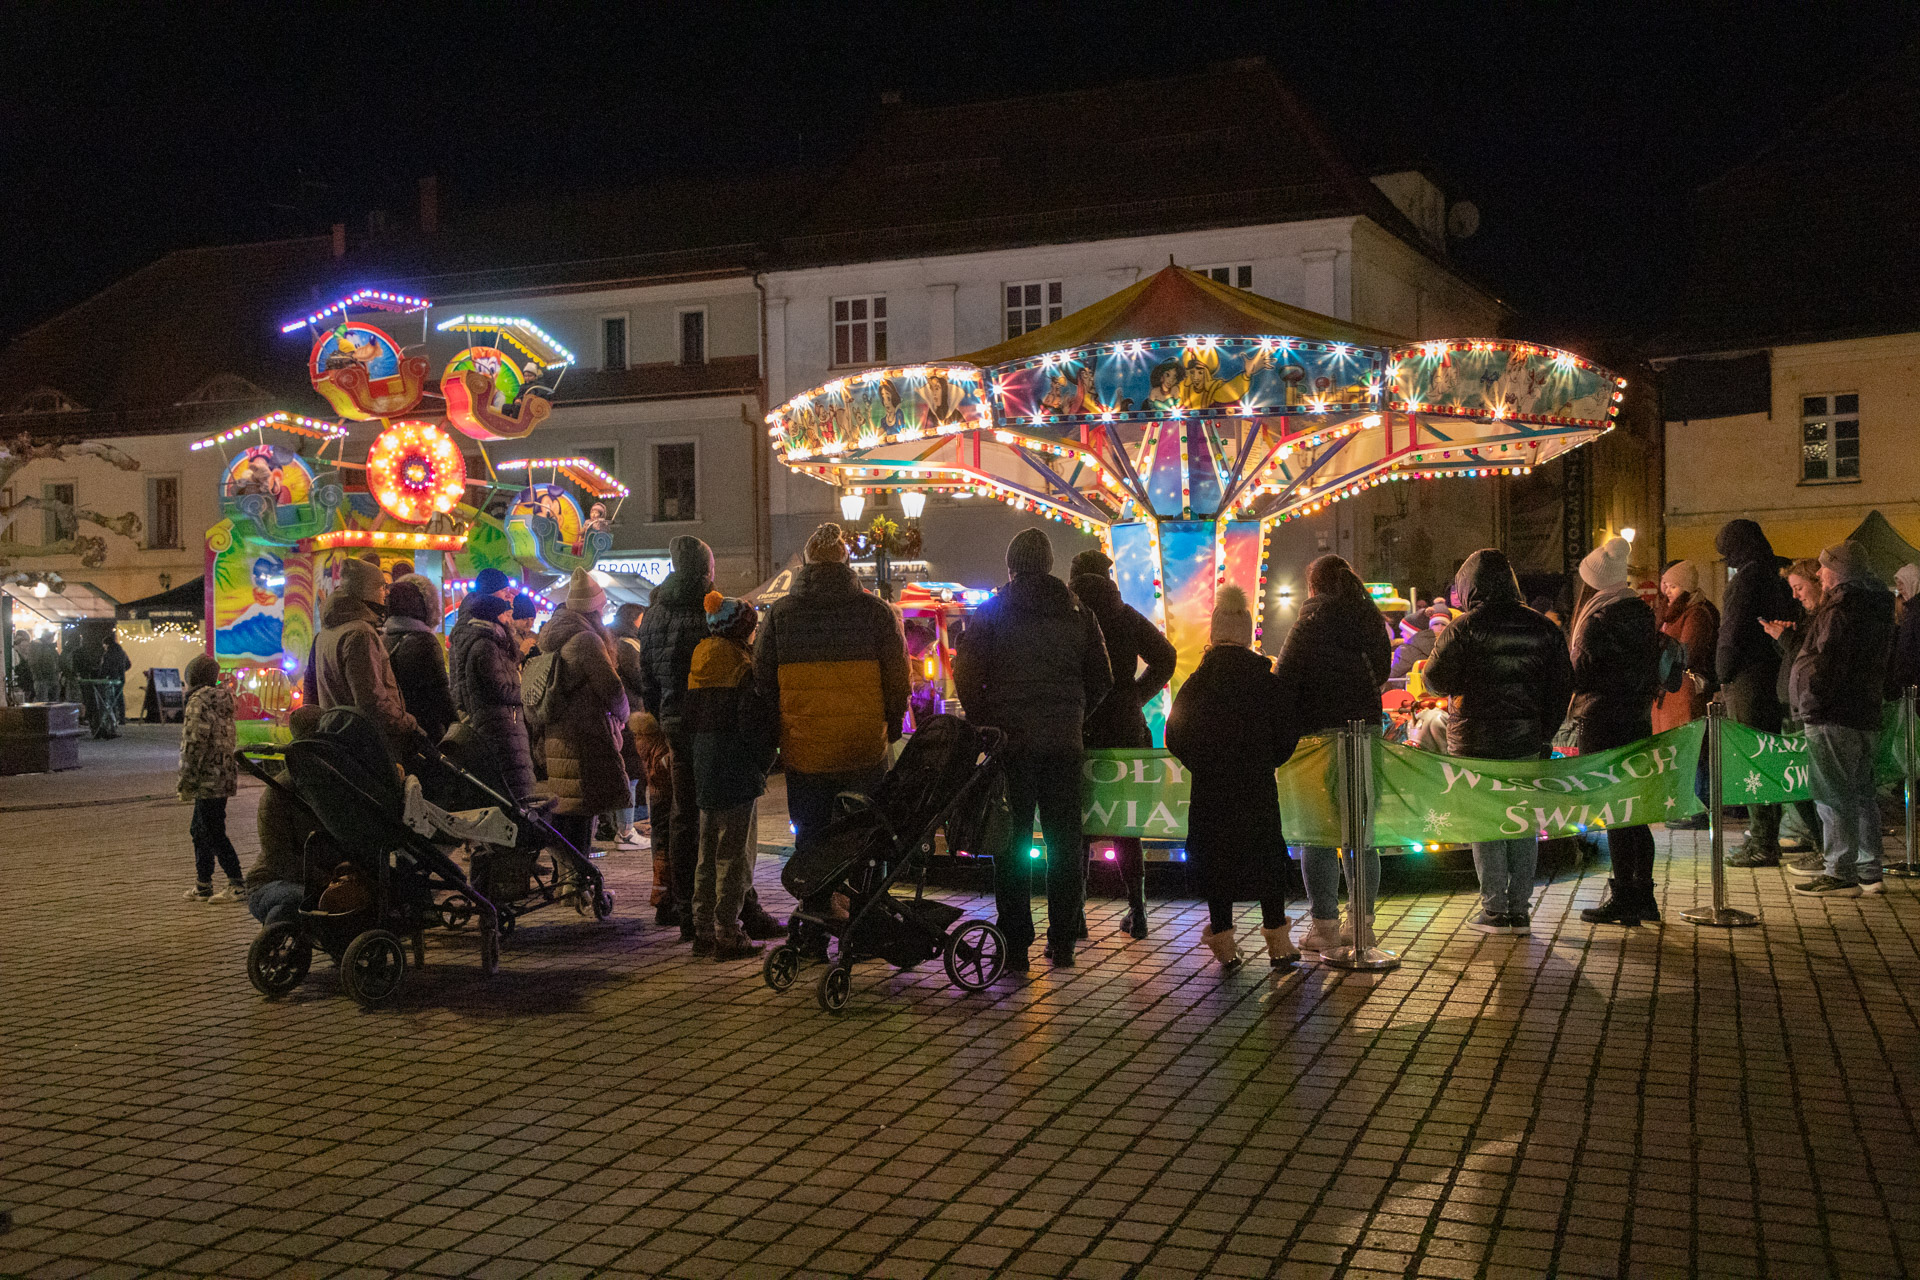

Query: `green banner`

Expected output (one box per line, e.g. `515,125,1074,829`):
1721,700,1917,804
1081,737,1342,844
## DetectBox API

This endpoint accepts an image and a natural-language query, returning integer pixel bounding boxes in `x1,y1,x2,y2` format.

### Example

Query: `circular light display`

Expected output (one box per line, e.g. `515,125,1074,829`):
368,421,468,524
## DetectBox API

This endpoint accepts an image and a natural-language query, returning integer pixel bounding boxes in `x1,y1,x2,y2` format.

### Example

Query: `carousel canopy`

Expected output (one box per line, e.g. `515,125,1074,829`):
768,266,1625,531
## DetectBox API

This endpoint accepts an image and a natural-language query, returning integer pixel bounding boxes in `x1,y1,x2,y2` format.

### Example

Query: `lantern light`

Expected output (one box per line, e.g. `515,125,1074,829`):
839,492,866,523
899,490,927,521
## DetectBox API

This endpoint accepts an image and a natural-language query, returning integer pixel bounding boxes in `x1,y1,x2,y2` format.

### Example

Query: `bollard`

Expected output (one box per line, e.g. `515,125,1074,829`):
1683,698,1759,927
1888,685,1920,879
1326,718,1400,971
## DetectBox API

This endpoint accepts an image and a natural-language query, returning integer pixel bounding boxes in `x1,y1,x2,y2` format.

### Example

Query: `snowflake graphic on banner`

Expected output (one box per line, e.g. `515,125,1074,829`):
1423,808,1455,832
1743,770,1766,795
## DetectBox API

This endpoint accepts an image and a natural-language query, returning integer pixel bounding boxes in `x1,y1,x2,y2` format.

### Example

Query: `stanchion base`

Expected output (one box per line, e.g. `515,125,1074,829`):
1324,945,1401,971
1883,865,1920,878
1681,906,1759,927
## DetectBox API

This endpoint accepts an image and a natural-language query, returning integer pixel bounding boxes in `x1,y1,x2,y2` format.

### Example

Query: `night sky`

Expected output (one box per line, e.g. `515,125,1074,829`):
4,2,1915,349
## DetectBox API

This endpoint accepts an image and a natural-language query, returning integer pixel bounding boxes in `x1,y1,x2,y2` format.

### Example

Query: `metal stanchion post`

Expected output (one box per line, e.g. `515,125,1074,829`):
1327,718,1400,971
1684,698,1758,926
1887,685,1920,878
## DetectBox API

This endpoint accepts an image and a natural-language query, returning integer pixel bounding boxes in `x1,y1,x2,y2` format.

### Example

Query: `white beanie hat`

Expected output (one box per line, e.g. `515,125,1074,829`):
1210,584,1254,647
1661,560,1700,596
1579,536,1631,591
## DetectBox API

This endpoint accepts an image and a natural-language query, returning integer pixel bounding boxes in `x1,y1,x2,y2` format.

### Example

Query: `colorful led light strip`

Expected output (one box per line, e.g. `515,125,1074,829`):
306,529,469,552
280,289,432,334
434,314,577,367
493,456,630,499
187,412,349,452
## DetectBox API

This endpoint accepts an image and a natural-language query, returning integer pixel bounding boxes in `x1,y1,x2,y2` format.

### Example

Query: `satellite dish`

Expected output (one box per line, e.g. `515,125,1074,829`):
1446,201,1481,239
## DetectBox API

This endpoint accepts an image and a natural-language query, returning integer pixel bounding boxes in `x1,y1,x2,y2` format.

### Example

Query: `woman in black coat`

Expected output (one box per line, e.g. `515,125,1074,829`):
1070,570,1178,938
1272,554,1390,953
1166,586,1301,973
382,576,457,743
448,595,537,800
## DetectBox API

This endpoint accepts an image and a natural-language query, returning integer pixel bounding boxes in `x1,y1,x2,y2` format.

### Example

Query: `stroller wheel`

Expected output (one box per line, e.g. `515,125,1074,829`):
593,887,616,921
944,920,1006,992
816,963,852,1014
340,929,408,1009
247,922,311,997
763,944,800,992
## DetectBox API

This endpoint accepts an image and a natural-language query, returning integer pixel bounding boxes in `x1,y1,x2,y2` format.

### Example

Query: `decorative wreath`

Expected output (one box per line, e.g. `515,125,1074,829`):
368,422,468,524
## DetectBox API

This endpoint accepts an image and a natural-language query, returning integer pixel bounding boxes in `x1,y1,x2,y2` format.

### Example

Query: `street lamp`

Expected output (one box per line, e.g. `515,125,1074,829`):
839,491,866,523
899,489,926,521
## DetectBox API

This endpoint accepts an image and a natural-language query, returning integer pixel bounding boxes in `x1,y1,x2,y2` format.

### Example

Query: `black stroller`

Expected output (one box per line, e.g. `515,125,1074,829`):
236,707,611,1008
762,715,1009,1012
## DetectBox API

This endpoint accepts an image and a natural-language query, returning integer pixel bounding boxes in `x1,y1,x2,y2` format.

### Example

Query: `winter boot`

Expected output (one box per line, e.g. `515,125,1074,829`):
691,927,716,958
1579,878,1641,926
1340,909,1377,945
1261,923,1300,970
1635,879,1662,924
1296,917,1342,954
1201,926,1245,973
1124,874,1149,940
712,926,761,962
739,887,787,940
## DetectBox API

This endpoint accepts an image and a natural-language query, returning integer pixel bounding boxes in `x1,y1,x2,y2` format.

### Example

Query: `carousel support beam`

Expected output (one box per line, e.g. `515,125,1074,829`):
1008,446,1106,521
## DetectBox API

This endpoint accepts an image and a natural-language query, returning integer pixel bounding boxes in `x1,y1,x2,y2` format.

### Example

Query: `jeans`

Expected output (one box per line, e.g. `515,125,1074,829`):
693,800,758,941
247,880,304,926
1725,670,1785,849
1807,722,1883,883
190,797,243,887
1299,845,1379,920
994,749,1086,954
1471,838,1538,917
612,780,638,834
1780,718,1824,848
784,764,888,852
665,726,701,913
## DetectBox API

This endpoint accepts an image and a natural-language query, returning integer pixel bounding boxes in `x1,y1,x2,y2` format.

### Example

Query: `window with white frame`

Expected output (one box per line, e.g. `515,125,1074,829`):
1004,281,1063,338
654,442,697,521
43,481,76,544
832,296,886,366
679,309,707,365
1194,262,1254,289
601,316,628,370
1801,392,1860,482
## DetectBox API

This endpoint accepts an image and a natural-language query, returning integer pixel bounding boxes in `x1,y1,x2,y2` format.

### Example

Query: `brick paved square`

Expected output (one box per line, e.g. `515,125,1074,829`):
3,745,1920,1277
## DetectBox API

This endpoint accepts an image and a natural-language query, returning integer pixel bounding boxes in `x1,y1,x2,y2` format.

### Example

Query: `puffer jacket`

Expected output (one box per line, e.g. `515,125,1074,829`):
177,684,237,800
1274,588,1392,733
536,607,630,815
635,569,712,727
1423,549,1575,760
685,635,778,810
1791,577,1895,732
1715,518,1794,688
1652,591,1719,732
382,616,456,743
1569,584,1662,750
310,593,419,758
449,612,536,800
954,571,1113,755
1388,627,1436,681
753,561,910,774
611,616,647,707
1068,573,1176,749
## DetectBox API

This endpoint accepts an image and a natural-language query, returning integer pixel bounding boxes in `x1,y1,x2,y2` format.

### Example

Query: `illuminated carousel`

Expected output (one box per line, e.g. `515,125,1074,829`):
768,266,1625,725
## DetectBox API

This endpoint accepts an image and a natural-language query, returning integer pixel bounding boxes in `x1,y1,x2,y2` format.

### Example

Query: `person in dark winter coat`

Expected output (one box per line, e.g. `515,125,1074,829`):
684,594,779,959
449,595,536,801
607,602,649,852
1424,548,1576,933
1715,518,1798,865
1652,560,1720,832
382,575,456,744
1762,560,1826,862
1790,541,1895,895
754,522,911,853
178,653,245,902
1565,537,1665,926
1069,568,1176,938
1388,611,1437,682
1165,586,1300,973
954,527,1113,970
1274,554,1390,954
535,570,631,858
1887,564,1920,696
309,557,420,760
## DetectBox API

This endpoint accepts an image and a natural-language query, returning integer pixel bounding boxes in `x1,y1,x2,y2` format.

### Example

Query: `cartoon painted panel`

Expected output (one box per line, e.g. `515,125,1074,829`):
209,519,288,662
222,445,314,507
442,345,554,441
1389,343,1616,426
508,484,583,548
308,321,428,420
769,364,990,461
991,338,1384,428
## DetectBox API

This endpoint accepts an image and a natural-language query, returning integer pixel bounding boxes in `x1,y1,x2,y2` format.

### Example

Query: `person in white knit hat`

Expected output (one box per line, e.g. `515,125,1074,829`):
1165,586,1302,975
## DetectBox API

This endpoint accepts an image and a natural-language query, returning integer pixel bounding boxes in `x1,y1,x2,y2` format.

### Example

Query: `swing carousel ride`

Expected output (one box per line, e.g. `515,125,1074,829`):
768,266,1625,706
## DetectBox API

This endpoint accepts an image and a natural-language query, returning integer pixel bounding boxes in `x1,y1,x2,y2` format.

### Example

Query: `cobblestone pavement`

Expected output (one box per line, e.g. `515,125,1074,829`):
2,784,1918,1278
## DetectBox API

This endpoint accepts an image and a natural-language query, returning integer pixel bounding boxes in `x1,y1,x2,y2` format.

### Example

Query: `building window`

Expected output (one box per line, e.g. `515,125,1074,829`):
1801,393,1860,482
654,442,697,521
0,486,13,544
1194,263,1254,289
43,482,76,544
679,309,707,365
147,477,180,549
1005,281,1064,338
832,296,886,366
602,316,628,371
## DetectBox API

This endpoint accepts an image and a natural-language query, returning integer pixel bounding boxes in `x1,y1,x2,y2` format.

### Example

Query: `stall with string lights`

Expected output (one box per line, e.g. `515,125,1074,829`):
769,266,1625,741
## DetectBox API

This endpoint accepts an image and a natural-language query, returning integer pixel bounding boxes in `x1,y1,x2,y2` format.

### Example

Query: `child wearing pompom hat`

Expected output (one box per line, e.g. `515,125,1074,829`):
682,592,778,959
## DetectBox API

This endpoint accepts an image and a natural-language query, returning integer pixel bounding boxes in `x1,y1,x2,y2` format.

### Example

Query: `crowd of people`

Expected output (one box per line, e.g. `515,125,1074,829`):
170,509,1915,975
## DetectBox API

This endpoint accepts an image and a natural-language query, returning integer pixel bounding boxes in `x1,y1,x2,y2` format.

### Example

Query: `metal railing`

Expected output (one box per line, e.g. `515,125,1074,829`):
1889,686,1919,879
1324,718,1400,971
1683,698,1758,928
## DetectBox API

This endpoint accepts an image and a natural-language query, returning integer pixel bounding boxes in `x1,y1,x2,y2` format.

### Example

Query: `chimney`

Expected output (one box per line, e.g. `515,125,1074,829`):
418,175,439,234
331,222,347,258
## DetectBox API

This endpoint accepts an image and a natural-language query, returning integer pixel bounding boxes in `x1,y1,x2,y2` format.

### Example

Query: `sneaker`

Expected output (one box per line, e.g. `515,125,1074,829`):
1785,852,1827,877
208,884,244,903
615,829,650,851
1860,878,1885,895
1507,913,1532,934
183,886,213,902
1793,875,1861,897
1468,911,1506,934
1046,942,1076,968
691,932,716,957
713,935,762,961
1724,846,1781,869
1778,835,1814,852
